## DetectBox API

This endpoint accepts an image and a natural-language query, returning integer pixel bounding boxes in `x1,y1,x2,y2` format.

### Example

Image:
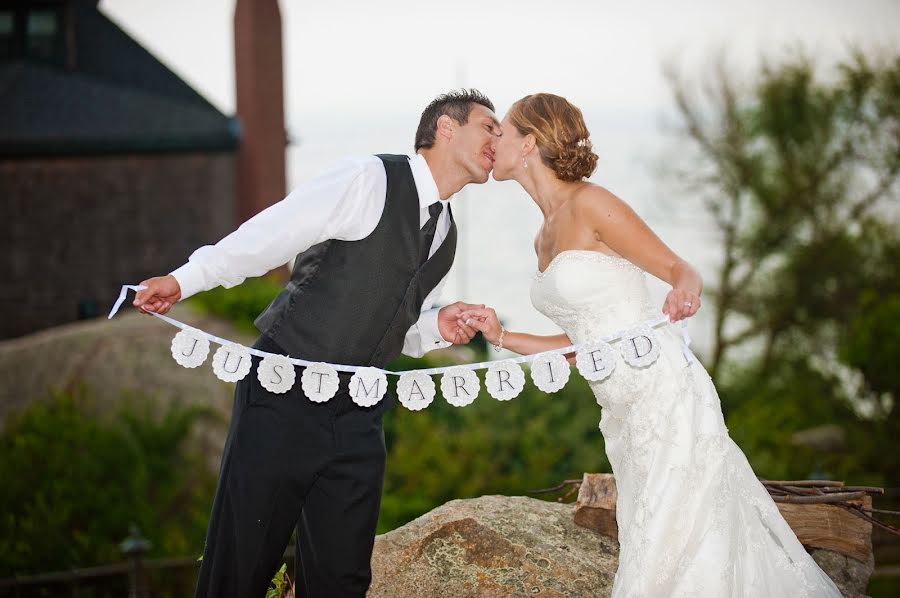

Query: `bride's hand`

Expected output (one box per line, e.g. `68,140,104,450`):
457,307,502,345
663,288,700,321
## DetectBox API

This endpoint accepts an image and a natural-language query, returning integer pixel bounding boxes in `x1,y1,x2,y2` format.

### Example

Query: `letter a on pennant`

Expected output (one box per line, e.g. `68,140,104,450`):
397,371,436,411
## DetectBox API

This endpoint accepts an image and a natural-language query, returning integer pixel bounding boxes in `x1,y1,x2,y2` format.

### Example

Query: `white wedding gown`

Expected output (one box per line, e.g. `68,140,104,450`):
530,250,843,598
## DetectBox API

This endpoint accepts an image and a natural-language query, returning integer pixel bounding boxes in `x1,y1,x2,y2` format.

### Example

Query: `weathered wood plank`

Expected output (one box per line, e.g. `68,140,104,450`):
776,497,872,562
573,474,873,562
573,473,618,540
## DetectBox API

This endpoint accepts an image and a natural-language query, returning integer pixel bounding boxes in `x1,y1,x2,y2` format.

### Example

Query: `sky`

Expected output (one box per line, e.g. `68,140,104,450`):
100,0,900,118
99,0,900,354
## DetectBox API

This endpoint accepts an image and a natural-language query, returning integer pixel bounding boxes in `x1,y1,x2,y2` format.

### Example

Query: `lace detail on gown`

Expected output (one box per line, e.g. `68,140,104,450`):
530,250,842,598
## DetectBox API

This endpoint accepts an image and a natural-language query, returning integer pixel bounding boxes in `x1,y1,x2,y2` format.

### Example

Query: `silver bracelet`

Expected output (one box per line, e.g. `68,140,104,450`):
492,326,506,352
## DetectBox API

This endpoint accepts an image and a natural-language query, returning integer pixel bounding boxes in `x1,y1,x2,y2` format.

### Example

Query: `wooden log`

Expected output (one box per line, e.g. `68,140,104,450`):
761,479,845,487
573,474,873,563
776,496,873,563
773,491,866,504
573,473,618,540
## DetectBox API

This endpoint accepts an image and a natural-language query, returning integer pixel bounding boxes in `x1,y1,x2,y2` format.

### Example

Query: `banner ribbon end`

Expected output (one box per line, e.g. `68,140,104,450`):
108,284,148,319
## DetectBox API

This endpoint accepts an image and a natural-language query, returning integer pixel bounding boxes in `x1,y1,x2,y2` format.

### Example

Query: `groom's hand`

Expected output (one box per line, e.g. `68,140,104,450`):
438,302,485,344
133,275,182,315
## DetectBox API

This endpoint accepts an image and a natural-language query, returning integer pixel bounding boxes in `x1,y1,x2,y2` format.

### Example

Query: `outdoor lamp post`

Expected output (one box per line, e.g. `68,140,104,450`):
119,525,151,598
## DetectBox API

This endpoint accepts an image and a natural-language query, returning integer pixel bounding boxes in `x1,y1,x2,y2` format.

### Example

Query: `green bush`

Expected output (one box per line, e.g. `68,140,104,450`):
0,388,221,577
185,275,284,332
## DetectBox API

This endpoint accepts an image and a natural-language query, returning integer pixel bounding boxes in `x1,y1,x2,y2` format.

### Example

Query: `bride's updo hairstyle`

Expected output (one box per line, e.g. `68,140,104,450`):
508,93,598,181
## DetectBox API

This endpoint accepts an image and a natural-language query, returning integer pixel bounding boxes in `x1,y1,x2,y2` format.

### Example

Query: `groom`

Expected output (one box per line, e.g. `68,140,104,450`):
133,89,501,597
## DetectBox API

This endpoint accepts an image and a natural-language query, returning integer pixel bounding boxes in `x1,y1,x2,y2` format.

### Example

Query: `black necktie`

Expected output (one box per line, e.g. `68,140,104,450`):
420,201,443,262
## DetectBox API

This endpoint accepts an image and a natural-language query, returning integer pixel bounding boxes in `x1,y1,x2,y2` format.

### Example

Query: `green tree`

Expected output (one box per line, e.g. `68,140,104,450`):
667,50,900,382
667,47,898,438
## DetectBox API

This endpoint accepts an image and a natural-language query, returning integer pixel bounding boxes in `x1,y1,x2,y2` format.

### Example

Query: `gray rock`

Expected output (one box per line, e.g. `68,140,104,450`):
0,307,251,465
369,495,618,598
811,548,874,598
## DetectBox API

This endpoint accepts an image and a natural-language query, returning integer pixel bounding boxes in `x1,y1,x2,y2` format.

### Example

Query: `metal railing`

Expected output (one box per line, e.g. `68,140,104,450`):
0,527,297,598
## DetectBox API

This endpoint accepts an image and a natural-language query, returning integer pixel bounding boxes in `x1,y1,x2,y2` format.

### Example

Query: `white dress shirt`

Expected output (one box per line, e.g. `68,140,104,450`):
170,153,454,358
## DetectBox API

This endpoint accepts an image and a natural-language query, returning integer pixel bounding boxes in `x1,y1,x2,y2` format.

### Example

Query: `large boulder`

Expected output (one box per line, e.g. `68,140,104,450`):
0,307,252,464
369,495,618,597
369,495,871,598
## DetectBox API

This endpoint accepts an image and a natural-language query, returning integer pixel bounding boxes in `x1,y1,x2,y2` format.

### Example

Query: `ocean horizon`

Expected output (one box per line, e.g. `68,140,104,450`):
286,106,723,358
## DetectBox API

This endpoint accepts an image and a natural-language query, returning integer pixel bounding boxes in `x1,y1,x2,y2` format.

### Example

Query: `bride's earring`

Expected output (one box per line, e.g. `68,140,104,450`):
522,155,528,170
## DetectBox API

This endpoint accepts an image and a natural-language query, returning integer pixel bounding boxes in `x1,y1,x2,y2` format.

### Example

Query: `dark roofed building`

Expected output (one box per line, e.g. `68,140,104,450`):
0,0,286,339
0,0,239,156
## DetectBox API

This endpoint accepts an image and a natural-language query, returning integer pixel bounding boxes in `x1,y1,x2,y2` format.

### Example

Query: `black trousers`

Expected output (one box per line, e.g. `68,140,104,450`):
195,335,393,598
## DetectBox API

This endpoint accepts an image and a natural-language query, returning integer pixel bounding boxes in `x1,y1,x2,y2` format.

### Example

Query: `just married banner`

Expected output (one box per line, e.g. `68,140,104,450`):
109,285,695,410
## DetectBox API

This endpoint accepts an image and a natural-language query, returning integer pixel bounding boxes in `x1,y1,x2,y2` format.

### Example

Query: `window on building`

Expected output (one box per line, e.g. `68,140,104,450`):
0,11,15,60
26,8,61,63
0,6,66,65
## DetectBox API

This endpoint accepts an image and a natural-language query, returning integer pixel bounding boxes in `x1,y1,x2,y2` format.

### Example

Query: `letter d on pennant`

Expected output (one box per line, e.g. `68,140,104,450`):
621,325,661,368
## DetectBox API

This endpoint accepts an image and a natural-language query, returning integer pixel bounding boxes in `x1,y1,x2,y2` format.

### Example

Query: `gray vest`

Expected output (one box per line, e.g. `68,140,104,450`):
254,154,456,368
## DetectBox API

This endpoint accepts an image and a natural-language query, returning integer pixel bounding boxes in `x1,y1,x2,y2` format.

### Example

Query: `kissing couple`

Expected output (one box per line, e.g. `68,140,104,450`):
134,89,841,597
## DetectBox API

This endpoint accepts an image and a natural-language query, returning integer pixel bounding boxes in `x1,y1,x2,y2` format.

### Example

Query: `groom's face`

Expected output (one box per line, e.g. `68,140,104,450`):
452,103,501,184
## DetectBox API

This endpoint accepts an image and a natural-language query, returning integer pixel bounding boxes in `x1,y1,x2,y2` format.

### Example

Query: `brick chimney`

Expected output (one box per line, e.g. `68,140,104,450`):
233,0,287,224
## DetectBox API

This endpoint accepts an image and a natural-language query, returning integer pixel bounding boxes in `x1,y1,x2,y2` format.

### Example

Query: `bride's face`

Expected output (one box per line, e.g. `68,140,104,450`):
491,114,525,181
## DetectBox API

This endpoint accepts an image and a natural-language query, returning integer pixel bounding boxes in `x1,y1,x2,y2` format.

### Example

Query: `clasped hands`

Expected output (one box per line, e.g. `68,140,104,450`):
438,302,503,346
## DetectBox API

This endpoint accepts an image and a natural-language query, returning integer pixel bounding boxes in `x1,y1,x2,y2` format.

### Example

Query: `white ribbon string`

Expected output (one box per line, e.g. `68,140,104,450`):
679,319,696,365
108,284,148,319
109,285,694,376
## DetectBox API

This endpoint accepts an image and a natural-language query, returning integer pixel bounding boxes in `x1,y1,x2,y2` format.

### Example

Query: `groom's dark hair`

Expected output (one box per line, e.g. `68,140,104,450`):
415,89,495,151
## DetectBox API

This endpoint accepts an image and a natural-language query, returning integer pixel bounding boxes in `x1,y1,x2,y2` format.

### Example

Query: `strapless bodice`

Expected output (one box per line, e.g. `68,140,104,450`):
530,250,658,343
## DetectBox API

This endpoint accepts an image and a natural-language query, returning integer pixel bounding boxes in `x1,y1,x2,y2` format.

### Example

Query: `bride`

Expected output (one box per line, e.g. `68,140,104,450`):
459,93,842,597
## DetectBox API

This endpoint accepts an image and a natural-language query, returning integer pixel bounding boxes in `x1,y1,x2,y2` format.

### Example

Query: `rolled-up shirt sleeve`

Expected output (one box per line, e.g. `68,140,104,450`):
402,272,452,357
170,156,386,300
